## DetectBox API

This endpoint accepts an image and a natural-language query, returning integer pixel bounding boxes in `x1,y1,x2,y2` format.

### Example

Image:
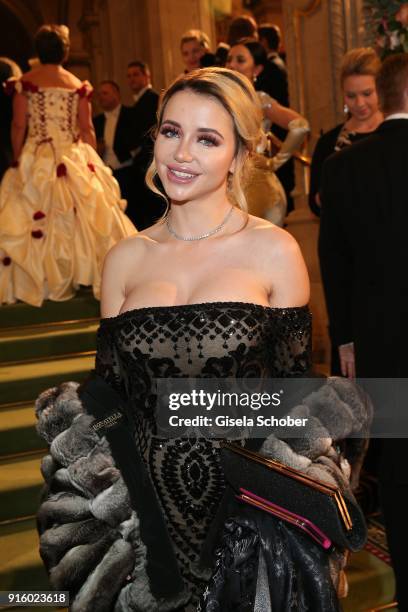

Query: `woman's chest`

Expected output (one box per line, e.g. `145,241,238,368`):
113,307,274,379
123,248,270,313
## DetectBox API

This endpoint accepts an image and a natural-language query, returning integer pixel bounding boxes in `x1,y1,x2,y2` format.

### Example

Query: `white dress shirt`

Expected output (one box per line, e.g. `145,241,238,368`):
385,112,408,121
103,104,121,170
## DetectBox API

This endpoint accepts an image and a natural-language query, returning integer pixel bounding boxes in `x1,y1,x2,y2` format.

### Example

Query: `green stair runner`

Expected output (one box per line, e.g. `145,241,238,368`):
0,290,99,328
0,454,45,523
0,320,98,363
0,403,46,456
0,291,398,610
0,354,96,404
0,291,99,606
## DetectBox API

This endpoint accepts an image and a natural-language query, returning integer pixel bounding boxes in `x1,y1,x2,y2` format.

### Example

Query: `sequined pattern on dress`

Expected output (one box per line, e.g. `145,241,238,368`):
96,302,311,603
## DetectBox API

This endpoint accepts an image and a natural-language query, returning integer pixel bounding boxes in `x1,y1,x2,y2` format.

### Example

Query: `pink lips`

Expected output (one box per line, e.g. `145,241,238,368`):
166,165,199,184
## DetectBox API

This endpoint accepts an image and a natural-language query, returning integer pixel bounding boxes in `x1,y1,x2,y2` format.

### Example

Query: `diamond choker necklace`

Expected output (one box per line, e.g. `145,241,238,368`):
165,206,234,241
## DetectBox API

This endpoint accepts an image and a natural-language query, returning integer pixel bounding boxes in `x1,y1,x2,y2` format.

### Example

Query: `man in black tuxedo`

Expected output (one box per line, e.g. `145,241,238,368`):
127,61,165,229
258,24,288,106
319,54,408,610
258,24,295,214
93,80,137,223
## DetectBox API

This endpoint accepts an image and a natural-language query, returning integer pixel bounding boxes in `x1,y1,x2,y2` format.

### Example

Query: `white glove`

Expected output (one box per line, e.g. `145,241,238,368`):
271,117,309,171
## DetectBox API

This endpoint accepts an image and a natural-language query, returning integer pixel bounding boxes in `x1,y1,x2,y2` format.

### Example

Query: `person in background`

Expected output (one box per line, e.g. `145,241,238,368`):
319,53,408,610
214,42,230,67
127,60,164,229
227,39,309,225
258,23,286,73
0,25,135,307
227,14,258,46
180,30,211,73
127,60,158,116
257,23,296,213
0,57,22,181
93,80,137,224
309,47,382,219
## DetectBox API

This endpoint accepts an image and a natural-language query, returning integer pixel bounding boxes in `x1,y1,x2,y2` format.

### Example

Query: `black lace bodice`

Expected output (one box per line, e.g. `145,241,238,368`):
96,302,311,388
95,302,311,606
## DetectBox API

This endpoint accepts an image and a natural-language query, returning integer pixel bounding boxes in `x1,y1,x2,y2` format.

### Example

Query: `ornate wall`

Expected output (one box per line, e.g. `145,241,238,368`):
282,0,367,148
79,0,216,105
1,0,370,118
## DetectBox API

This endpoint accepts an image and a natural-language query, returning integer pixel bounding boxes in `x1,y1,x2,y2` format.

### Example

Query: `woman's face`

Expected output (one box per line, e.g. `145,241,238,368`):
226,44,257,81
155,90,237,205
181,40,205,72
343,74,379,122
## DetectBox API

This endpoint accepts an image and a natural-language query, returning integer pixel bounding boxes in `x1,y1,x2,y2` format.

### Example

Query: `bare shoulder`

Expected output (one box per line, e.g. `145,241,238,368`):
137,218,167,241
21,69,38,82
242,214,301,257
100,234,156,318
103,233,154,273
61,68,82,88
242,215,310,307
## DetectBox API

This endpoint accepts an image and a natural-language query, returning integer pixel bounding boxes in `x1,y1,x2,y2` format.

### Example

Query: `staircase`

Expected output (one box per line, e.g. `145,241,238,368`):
0,291,398,611
0,291,99,611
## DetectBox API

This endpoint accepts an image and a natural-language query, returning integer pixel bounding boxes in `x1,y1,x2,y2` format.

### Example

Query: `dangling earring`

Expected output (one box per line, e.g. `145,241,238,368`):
253,75,257,83
344,103,349,114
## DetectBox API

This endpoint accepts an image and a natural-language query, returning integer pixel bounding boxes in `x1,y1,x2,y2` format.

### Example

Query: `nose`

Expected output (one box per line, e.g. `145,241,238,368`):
174,137,194,163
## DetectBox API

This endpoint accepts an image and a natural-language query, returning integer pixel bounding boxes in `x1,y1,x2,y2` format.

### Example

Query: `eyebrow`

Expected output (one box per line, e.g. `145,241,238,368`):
345,88,374,93
161,119,224,140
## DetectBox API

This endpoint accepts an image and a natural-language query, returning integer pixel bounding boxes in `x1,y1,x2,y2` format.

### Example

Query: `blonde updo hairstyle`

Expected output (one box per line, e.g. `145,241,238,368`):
340,47,381,86
146,67,264,215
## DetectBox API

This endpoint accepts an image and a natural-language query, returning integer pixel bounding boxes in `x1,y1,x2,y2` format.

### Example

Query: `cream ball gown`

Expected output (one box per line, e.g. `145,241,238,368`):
0,79,136,307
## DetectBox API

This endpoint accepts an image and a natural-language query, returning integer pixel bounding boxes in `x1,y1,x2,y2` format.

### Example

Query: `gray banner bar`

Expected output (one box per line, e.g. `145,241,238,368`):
153,377,408,438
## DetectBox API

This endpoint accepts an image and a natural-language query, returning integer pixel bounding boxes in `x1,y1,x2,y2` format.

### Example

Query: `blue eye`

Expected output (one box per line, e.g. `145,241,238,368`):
160,126,179,138
199,135,219,147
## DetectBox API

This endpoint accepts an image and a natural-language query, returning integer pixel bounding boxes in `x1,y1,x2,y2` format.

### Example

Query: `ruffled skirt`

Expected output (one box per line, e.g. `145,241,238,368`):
245,165,287,227
0,140,136,306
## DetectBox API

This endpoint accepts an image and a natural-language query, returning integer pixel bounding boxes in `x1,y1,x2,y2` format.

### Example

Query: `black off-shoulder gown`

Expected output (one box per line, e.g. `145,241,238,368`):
95,302,328,609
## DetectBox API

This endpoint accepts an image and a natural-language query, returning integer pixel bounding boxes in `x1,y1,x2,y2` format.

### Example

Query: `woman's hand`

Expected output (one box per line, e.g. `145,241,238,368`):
270,117,310,171
338,342,355,379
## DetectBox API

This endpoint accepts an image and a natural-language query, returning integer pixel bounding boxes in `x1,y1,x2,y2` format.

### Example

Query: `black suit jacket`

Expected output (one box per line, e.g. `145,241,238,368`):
256,59,288,107
132,88,159,171
132,88,159,139
93,105,137,164
318,119,408,376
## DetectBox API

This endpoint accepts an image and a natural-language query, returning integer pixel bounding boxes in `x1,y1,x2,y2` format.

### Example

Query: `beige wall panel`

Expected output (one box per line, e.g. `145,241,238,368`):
145,0,215,88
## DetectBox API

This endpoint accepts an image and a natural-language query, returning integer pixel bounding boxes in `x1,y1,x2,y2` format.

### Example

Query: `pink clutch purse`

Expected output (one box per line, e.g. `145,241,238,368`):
236,487,332,550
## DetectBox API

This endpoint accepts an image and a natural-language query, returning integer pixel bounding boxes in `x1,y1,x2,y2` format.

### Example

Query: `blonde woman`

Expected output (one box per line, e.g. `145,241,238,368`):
180,29,211,72
36,68,367,611
311,47,382,377
310,47,382,218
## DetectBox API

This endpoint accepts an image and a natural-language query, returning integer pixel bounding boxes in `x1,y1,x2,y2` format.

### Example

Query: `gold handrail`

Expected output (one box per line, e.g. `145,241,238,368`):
365,602,399,611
